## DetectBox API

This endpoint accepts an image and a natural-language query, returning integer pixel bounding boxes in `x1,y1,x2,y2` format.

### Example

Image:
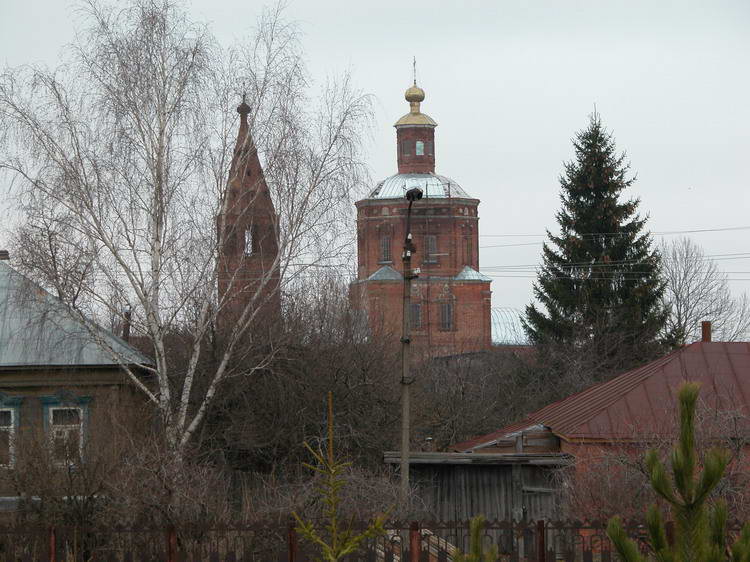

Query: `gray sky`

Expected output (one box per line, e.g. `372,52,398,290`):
2,0,749,317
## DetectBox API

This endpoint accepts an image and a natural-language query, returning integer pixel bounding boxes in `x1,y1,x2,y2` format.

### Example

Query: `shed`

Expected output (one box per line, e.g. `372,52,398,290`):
384,451,570,521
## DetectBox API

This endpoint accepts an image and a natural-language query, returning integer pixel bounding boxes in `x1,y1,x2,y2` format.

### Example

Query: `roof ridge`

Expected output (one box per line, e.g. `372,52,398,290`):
527,348,686,432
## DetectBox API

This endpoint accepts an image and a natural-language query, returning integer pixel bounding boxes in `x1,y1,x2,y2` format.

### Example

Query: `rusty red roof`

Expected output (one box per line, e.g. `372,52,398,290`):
453,341,750,450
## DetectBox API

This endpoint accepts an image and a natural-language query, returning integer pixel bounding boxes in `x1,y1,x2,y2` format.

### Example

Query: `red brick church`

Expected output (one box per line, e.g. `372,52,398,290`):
351,82,492,356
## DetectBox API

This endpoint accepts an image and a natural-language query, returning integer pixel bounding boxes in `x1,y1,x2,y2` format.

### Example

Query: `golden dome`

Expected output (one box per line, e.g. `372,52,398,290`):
405,84,425,103
395,81,437,127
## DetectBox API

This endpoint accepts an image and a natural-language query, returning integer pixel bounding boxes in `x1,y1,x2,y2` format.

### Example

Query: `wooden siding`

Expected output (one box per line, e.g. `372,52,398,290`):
412,464,560,521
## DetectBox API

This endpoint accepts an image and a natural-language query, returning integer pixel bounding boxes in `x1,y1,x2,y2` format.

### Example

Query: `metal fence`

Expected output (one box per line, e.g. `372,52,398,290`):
0,520,738,561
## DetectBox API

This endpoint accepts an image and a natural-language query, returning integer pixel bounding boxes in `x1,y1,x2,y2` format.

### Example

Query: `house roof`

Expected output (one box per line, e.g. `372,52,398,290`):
0,261,152,368
453,341,750,449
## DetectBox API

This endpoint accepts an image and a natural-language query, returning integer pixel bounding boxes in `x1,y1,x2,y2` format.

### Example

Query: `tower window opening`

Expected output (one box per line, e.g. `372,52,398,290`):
464,236,473,265
439,300,454,332
244,228,254,256
402,141,411,156
415,140,425,156
424,235,438,264
379,234,392,263
410,302,422,330
426,141,433,156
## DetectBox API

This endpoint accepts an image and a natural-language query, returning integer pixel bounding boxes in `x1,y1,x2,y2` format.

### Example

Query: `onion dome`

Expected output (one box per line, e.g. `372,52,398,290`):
405,84,425,103
395,81,437,127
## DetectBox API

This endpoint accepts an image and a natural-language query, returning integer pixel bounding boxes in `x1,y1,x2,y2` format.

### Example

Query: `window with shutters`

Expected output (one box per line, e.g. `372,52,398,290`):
439,300,454,332
379,234,392,263
424,235,438,264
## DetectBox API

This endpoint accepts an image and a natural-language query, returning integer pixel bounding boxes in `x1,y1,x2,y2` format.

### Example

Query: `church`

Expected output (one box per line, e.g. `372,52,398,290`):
351,82,492,357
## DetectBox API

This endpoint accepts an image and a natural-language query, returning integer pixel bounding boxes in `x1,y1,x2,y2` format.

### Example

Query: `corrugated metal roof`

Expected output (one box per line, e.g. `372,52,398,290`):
453,341,750,448
367,173,472,200
452,419,538,452
0,261,151,367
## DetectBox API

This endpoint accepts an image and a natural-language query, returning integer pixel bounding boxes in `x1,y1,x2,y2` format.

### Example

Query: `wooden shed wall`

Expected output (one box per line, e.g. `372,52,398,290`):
412,464,560,521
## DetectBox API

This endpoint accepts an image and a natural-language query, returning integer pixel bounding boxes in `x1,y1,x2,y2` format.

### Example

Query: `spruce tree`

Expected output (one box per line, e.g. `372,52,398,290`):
607,383,750,562
524,113,667,375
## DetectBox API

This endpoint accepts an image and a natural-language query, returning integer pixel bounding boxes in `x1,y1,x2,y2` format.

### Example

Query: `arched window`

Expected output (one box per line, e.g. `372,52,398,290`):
415,140,425,156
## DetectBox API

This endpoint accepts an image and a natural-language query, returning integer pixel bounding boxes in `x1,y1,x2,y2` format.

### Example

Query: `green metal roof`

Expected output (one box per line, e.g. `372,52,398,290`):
0,261,151,368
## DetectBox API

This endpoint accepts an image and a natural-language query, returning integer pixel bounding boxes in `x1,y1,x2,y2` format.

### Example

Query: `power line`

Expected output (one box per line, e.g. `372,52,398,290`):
480,252,750,271
479,225,750,239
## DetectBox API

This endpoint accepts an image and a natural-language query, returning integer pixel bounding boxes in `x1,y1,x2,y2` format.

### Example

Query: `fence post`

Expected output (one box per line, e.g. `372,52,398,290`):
288,520,298,562
666,521,675,547
536,520,546,562
409,521,420,562
48,527,56,562
166,526,177,562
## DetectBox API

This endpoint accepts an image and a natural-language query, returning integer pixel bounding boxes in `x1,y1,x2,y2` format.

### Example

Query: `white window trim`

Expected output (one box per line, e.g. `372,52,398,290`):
0,408,16,469
49,406,84,465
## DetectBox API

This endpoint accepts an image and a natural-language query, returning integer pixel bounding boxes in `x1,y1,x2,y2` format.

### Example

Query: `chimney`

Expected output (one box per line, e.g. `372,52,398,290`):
0,250,9,261
701,321,712,342
122,307,132,343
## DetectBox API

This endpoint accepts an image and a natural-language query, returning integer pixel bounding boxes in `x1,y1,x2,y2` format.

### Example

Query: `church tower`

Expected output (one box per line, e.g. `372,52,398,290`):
217,98,280,328
351,82,492,356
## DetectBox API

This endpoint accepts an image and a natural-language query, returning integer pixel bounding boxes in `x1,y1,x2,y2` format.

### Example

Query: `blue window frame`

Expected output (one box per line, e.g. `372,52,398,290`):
0,394,22,468
41,393,91,465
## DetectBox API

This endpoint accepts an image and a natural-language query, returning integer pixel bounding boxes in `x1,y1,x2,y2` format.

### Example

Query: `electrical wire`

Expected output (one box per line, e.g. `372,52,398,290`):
479,225,750,238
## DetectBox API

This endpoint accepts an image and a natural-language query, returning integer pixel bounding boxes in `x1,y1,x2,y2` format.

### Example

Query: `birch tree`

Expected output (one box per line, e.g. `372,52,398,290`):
0,0,372,457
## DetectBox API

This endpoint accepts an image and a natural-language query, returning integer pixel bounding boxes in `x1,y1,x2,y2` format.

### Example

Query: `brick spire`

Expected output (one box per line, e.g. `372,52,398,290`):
217,96,280,328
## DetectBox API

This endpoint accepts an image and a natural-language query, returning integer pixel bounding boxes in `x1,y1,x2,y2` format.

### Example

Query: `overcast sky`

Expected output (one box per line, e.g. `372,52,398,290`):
2,0,749,321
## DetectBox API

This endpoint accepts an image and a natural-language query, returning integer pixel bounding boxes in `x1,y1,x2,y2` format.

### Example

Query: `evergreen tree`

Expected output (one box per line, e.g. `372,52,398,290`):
524,113,667,375
453,515,499,562
607,383,750,562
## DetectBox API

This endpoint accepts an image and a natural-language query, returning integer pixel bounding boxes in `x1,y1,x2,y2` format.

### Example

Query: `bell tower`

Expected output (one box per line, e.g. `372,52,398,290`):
395,83,437,174
217,97,280,328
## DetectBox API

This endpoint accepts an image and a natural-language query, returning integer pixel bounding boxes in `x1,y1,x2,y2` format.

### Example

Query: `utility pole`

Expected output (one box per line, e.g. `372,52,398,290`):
400,187,422,506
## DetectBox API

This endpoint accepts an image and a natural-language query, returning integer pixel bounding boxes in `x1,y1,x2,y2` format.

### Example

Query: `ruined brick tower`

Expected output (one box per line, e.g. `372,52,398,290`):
217,98,280,329
351,82,492,356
